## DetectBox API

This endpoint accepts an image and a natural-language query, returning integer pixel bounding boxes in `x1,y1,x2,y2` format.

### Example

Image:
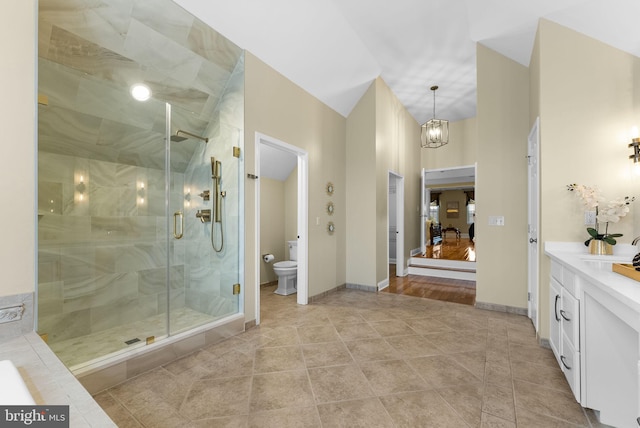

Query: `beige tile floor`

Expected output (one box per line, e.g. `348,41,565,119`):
95,285,610,427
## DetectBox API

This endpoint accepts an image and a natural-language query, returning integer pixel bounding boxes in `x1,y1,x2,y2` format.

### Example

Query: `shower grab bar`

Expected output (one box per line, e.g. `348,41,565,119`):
173,211,184,239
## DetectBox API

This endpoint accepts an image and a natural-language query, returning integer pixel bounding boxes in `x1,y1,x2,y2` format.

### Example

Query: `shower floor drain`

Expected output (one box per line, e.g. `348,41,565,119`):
124,338,141,345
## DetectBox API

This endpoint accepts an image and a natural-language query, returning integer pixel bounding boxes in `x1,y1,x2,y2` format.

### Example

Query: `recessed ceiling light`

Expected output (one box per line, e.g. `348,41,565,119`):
130,83,151,101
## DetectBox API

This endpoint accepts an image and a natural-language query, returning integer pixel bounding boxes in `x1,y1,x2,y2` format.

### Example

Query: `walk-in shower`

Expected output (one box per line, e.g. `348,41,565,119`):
37,0,245,374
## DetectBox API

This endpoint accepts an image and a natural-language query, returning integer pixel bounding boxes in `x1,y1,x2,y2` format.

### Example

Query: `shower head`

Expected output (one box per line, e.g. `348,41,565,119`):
171,130,209,143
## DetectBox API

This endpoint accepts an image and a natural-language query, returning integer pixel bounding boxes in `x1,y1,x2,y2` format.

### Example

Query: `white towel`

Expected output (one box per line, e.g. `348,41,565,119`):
0,360,35,405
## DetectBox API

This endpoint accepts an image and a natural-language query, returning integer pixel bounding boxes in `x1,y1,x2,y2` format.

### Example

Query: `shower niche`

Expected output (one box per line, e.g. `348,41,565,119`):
37,0,244,371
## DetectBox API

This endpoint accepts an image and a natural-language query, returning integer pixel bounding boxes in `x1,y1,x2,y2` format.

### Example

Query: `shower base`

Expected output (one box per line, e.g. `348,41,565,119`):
48,307,231,368
65,310,244,394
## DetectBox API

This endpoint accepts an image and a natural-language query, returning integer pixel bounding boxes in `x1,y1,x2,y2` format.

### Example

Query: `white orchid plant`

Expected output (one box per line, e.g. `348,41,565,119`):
567,184,635,246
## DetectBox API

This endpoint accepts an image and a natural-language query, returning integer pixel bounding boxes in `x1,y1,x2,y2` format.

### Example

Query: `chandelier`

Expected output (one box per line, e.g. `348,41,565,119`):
420,85,449,148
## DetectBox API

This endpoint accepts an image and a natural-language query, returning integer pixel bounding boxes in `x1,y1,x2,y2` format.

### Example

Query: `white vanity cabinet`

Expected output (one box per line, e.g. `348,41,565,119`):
581,277,640,427
549,261,581,402
546,243,640,428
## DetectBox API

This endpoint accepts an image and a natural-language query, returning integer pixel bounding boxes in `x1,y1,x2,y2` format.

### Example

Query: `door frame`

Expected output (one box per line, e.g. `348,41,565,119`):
421,165,476,251
254,132,309,325
388,171,405,280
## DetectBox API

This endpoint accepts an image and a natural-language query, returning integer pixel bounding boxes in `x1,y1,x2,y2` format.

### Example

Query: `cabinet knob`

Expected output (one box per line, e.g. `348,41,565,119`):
529,238,537,243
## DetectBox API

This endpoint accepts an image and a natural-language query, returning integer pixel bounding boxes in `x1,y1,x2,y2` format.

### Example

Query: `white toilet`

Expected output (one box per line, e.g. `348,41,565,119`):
273,240,298,295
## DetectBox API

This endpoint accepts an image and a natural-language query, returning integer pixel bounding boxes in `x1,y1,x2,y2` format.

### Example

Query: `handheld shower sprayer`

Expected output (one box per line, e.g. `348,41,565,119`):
210,157,222,223
210,156,224,252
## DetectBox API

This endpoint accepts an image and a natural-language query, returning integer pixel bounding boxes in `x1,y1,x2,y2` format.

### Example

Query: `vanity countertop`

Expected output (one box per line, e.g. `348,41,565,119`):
545,242,640,316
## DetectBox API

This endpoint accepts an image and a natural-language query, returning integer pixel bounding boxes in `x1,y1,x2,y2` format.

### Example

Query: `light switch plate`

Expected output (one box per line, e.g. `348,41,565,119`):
488,216,505,226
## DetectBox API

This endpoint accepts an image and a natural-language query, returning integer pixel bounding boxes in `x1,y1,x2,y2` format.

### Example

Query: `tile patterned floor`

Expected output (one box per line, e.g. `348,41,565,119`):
95,285,610,427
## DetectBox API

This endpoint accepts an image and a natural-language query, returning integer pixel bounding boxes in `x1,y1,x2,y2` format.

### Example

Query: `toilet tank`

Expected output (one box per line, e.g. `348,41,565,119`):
287,240,298,261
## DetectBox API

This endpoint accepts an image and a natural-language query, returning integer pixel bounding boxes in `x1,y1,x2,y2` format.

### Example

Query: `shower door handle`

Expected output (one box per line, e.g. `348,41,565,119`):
173,211,184,239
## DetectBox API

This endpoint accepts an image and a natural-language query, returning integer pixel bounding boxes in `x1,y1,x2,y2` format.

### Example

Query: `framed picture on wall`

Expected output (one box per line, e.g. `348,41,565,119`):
446,201,459,218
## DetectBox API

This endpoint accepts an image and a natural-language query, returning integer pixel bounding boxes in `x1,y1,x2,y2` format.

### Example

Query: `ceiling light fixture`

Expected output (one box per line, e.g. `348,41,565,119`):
130,83,152,102
421,85,449,149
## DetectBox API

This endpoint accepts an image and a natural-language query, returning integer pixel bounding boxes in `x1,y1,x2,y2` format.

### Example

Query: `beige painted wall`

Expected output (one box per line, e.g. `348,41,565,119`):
374,78,422,283
245,52,347,322
537,20,639,339
421,117,478,170
1,2,36,297
259,178,285,284
346,83,377,287
345,78,421,287
476,44,530,309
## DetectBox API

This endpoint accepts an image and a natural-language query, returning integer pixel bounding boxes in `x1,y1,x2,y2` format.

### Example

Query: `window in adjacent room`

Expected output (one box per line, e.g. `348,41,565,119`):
467,201,476,224
429,201,440,224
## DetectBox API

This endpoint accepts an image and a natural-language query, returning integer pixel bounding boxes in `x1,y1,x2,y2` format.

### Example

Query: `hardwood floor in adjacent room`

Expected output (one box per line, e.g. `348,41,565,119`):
385,238,476,305
384,268,476,306
421,237,476,261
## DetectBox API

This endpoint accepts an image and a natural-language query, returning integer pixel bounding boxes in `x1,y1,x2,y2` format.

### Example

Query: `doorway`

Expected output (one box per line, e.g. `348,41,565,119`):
527,117,540,332
387,172,405,284
254,133,309,325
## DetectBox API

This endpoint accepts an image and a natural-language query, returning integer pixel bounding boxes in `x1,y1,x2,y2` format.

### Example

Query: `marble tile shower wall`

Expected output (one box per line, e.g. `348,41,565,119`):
180,56,244,327
38,151,187,344
36,0,245,347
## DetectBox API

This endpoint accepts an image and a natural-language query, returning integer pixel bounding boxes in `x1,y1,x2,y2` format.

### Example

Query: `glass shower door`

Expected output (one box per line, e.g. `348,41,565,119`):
37,77,171,367
168,102,243,335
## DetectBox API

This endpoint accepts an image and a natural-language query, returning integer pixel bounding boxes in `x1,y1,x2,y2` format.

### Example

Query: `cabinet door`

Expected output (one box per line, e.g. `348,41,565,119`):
561,287,579,348
549,277,562,363
584,292,639,427
561,332,580,403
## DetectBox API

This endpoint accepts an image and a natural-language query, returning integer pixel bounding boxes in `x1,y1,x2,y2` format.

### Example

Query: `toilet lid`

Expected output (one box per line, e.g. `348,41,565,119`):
274,260,297,268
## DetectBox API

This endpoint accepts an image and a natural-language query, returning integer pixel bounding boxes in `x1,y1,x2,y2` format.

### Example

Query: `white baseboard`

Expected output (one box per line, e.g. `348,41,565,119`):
407,266,476,281
377,278,389,291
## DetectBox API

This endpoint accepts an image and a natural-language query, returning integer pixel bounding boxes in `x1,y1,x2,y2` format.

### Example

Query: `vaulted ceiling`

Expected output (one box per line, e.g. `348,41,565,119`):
174,0,640,125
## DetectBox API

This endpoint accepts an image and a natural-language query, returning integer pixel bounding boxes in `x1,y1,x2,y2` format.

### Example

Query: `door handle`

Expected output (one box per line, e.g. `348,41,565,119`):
529,238,537,243
173,211,184,239
554,295,560,321
560,309,571,322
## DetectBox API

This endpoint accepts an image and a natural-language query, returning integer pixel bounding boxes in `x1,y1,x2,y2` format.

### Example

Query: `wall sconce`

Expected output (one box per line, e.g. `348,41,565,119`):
138,181,146,204
630,127,640,176
185,187,191,208
75,174,86,202
630,138,640,162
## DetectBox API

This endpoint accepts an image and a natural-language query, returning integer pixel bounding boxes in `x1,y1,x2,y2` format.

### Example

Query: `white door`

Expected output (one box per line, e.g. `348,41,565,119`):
395,174,405,276
420,168,427,253
388,172,405,278
527,117,540,331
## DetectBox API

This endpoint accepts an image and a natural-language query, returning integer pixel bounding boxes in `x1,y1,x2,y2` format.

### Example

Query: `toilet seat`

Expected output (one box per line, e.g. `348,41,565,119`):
273,260,297,269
